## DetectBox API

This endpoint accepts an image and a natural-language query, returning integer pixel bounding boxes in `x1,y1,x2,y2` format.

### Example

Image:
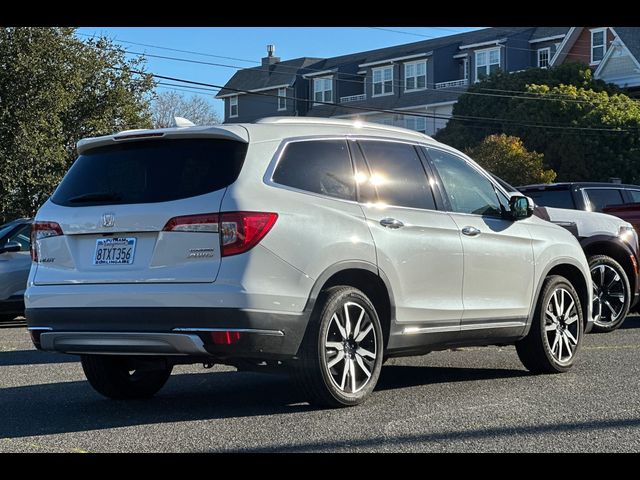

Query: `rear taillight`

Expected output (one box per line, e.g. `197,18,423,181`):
30,221,63,262
162,211,277,257
219,212,278,257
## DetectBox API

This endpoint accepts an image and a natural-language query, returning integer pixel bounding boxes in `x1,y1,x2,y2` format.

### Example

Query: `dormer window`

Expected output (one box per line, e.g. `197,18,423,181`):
475,47,500,82
229,95,238,118
313,77,333,105
373,66,394,97
537,47,550,68
591,28,606,64
404,60,427,92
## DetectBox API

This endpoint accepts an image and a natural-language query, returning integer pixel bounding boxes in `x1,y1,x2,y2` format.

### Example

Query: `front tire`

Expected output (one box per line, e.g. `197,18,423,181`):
589,255,630,333
293,286,384,407
516,275,584,374
81,355,173,400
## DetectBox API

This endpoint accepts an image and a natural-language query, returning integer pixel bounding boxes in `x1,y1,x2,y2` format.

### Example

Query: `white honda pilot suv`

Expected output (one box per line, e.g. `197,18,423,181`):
26,117,593,407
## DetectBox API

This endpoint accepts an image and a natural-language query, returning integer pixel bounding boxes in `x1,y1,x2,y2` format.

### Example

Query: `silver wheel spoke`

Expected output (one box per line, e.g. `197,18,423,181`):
546,309,558,323
357,346,376,359
355,354,372,379
606,274,620,289
604,299,618,316
344,303,352,337
350,359,357,393
545,323,557,332
332,313,347,340
565,329,578,345
565,315,578,325
355,323,373,343
557,332,563,360
553,291,561,316
326,341,344,351
609,293,625,301
353,307,365,339
339,359,350,390
560,289,565,315
600,265,606,287
564,298,575,317
327,351,345,369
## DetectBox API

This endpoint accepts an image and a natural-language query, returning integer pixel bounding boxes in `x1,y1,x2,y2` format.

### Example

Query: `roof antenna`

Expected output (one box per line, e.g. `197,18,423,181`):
172,116,195,128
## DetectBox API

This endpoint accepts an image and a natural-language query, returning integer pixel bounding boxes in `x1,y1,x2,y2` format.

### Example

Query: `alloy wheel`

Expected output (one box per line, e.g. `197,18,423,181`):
591,264,626,326
324,301,377,394
544,288,580,363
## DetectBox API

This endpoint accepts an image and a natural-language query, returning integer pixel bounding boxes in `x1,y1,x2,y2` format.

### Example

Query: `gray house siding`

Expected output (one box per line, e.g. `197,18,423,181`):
224,86,294,124
505,30,535,72
433,44,460,84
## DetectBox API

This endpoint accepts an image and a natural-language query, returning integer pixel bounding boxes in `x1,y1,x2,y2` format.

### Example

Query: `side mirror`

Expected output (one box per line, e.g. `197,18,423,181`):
0,241,21,254
509,195,534,221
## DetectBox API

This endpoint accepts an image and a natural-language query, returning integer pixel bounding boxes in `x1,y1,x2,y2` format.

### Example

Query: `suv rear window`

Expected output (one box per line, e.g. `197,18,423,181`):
51,139,248,207
520,189,575,209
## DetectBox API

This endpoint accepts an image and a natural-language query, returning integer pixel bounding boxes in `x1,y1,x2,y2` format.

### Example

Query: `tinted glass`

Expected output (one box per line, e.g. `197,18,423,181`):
348,142,376,204
358,141,435,210
627,190,640,203
427,148,502,216
584,188,624,212
521,189,575,209
273,140,355,201
7,224,31,251
52,139,247,207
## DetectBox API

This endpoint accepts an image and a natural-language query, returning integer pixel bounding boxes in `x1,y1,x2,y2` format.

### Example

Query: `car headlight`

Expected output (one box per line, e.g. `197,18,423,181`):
619,225,638,247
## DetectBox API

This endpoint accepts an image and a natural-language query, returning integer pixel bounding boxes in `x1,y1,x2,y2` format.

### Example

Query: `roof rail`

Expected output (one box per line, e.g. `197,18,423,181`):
255,116,433,140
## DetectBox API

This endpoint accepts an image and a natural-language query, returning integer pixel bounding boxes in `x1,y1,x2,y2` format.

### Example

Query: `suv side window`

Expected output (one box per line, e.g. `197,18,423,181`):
272,140,355,201
584,188,624,212
426,147,502,217
358,140,435,210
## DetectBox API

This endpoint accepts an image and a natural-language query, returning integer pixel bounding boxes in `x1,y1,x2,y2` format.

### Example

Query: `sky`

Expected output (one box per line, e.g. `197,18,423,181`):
75,27,483,119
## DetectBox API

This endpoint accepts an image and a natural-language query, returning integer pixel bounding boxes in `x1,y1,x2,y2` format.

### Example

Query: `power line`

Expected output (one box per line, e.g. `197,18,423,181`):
121,67,639,135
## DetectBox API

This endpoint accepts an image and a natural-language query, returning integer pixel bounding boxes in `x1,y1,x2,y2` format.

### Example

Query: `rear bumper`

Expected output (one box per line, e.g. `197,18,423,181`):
27,307,309,360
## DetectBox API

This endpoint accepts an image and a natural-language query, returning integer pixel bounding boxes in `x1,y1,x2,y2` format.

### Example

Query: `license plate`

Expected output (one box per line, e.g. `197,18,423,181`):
93,237,136,265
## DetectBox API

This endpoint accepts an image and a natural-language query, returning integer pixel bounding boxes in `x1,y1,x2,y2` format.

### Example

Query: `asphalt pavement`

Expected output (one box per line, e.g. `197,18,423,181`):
1,317,640,452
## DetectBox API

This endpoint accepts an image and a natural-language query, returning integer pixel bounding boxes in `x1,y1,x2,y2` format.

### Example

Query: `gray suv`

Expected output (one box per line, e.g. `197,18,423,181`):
26,117,593,407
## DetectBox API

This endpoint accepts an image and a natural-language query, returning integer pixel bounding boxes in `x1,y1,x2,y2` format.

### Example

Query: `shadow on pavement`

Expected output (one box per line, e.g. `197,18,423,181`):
0,363,527,439
0,349,78,367
228,416,640,452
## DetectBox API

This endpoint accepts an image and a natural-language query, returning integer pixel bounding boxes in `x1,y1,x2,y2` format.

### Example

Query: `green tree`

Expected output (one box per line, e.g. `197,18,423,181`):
0,28,154,223
466,134,556,186
435,63,640,183
435,62,619,151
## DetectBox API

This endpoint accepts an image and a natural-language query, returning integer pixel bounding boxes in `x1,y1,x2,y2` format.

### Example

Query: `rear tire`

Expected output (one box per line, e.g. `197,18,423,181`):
81,355,172,400
589,255,630,333
293,286,384,408
516,275,584,374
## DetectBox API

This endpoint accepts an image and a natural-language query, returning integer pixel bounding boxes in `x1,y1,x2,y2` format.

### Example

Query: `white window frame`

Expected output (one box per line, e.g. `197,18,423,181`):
590,28,607,65
229,95,238,118
474,47,501,82
277,87,287,111
372,65,394,97
463,58,469,81
404,60,427,92
313,77,333,105
537,47,551,68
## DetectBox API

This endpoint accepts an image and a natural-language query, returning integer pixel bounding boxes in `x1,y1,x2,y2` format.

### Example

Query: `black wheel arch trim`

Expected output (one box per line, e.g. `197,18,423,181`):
302,260,396,325
522,257,592,337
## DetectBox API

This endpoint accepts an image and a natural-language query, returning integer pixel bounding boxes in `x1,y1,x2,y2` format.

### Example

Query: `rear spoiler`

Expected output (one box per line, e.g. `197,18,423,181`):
77,125,249,154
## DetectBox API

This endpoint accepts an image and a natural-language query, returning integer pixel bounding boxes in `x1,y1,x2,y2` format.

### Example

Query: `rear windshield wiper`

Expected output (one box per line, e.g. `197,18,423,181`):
68,192,122,203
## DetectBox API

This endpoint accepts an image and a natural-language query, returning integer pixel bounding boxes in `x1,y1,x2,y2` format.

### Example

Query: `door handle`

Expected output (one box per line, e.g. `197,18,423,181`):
461,226,481,237
380,218,404,229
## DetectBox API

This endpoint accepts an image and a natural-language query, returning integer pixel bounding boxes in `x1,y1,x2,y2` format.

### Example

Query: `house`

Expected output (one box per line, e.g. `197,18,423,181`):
551,27,640,95
216,26,640,134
